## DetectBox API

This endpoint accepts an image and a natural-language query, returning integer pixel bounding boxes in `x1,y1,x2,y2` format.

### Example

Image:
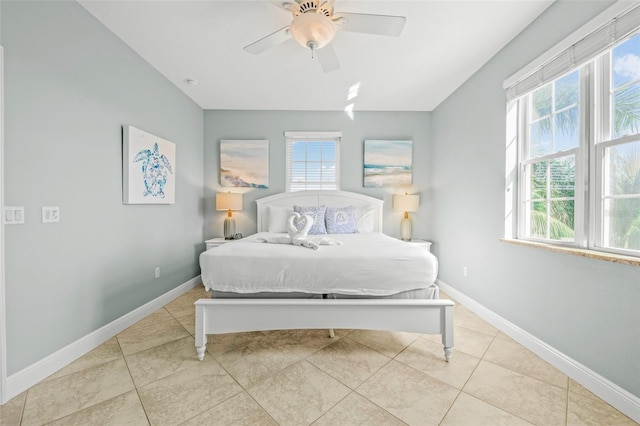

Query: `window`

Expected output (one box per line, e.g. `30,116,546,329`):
596,34,640,253
285,131,340,192
507,3,640,258
520,70,582,243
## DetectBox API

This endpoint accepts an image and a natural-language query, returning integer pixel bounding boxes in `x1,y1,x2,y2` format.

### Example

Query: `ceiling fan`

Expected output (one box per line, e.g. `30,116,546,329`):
243,0,406,73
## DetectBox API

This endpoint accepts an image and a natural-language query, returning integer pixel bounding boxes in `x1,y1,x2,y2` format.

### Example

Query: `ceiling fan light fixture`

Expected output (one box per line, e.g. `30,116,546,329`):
289,12,336,52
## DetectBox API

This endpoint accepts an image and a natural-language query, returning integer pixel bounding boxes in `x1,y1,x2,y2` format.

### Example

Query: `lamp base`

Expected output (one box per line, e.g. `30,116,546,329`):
223,217,236,240
400,217,412,241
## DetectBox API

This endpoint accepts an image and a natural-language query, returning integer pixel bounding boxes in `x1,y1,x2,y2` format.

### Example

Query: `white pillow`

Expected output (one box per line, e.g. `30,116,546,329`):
267,205,293,233
355,207,376,233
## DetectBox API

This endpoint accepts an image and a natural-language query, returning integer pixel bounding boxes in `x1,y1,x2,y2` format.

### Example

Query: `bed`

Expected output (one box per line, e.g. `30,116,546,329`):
195,190,454,361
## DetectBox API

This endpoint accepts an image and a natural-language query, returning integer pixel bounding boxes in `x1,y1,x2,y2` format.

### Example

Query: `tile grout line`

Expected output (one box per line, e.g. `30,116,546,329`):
240,358,310,426
388,332,464,425
565,375,570,426
352,365,410,426
308,358,392,425
462,332,562,425
458,332,497,390
210,335,305,388
117,333,152,426
18,387,26,426
138,293,243,425
435,329,495,426
468,357,571,425
31,341,148,425
308,336,394,391
394,334,482,425
118,313,193,360
247,331,399,425
436,391,462,426
242,390,280,425
435,329,490,424
206,332,306,424
308,390,354,425
126,290,221,425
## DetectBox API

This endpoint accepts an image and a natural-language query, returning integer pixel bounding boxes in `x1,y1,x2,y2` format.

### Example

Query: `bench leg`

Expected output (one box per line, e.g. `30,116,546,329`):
196,345,206,361
195,304,206,361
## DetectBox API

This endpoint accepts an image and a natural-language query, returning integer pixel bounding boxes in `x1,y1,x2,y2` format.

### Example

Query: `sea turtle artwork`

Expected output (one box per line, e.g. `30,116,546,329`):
134,142,173,198
123,125,176,204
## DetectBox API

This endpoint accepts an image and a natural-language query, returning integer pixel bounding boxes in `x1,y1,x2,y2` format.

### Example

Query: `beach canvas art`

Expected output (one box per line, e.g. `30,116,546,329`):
123,125,176,204
363,140,413,187
220,140,269,188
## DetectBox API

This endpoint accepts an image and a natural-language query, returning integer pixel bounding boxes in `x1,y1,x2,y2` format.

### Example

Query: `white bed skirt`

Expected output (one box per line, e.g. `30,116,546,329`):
209,284,439,300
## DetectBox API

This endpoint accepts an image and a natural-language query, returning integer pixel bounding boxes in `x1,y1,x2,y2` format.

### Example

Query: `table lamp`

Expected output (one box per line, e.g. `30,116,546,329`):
216,192,243,239
393,193,419,241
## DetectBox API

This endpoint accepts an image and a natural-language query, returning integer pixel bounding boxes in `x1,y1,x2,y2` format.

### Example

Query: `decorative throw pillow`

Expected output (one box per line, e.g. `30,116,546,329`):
326,206,359,234
267,205,293,233
293,205,327,235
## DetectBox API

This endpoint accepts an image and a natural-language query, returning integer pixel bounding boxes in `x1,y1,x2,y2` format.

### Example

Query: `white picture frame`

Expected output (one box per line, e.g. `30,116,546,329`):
123,125,176,204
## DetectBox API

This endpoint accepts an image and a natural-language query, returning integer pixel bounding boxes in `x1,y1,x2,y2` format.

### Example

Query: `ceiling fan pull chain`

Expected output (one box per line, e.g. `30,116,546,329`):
307,40,317,59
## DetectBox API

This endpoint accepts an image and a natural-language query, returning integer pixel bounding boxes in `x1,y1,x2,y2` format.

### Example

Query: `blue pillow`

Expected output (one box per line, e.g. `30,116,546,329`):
293,205,327,235
325,206,358,234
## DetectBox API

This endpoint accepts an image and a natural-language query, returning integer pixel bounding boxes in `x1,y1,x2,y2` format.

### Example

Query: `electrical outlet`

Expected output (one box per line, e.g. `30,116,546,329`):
155,267,160,279
42,206,60,223
463,266,468,277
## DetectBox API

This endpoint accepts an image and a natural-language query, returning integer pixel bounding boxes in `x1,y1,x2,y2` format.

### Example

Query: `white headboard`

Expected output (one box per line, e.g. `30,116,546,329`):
256,190,384,233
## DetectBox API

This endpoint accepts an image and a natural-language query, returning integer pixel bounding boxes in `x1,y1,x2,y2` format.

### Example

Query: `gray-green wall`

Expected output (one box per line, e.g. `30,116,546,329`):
204,110,432,240
430,0,640,397
2,1,204,374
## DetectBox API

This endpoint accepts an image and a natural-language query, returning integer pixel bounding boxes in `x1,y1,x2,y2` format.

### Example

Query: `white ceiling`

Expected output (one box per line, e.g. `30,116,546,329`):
79,0,553,112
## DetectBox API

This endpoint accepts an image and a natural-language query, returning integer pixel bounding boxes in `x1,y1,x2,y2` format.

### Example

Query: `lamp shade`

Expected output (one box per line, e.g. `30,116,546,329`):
289,12,336,50
393,194,419,212
216,192,243,211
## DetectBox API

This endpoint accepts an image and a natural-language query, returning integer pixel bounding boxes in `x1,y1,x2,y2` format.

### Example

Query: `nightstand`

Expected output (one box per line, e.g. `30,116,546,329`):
404,239,432,252
205,237,230,250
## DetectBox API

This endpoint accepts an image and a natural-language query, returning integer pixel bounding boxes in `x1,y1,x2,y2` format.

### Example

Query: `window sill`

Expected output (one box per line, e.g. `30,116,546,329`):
500,238,640,267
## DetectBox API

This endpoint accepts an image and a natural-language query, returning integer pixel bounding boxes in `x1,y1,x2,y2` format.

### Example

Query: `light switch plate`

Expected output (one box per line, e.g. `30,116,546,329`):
4,206,25,225
42,206,60,223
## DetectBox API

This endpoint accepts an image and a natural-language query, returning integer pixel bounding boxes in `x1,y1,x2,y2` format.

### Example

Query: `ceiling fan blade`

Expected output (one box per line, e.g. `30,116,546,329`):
337,12,406,37
275,1,299,13
316,43,340,73
243,26,290,55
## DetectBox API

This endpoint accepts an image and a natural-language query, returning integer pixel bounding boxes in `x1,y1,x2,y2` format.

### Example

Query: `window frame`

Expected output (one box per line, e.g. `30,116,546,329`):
513,40,640,258
517,67,589,248
284,131,341,192
594,134,640,256
593,47,640,255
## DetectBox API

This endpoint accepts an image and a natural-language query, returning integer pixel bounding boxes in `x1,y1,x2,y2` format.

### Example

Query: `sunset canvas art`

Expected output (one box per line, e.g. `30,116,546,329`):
220,140,269,188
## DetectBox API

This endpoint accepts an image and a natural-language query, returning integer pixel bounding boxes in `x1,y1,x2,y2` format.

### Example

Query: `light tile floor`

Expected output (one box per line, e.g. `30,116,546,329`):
1,286,636,425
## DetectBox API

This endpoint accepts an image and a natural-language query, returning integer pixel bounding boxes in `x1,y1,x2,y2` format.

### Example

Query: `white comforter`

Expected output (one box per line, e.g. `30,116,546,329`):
199,232,438,296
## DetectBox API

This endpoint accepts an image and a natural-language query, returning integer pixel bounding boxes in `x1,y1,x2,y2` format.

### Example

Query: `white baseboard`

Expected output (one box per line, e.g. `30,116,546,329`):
4,275,201,403
437,279,640,424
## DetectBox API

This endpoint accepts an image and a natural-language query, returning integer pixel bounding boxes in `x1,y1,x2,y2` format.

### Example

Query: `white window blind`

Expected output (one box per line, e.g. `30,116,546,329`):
508,11,640,257
285,131,341,192
505,2,640,101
